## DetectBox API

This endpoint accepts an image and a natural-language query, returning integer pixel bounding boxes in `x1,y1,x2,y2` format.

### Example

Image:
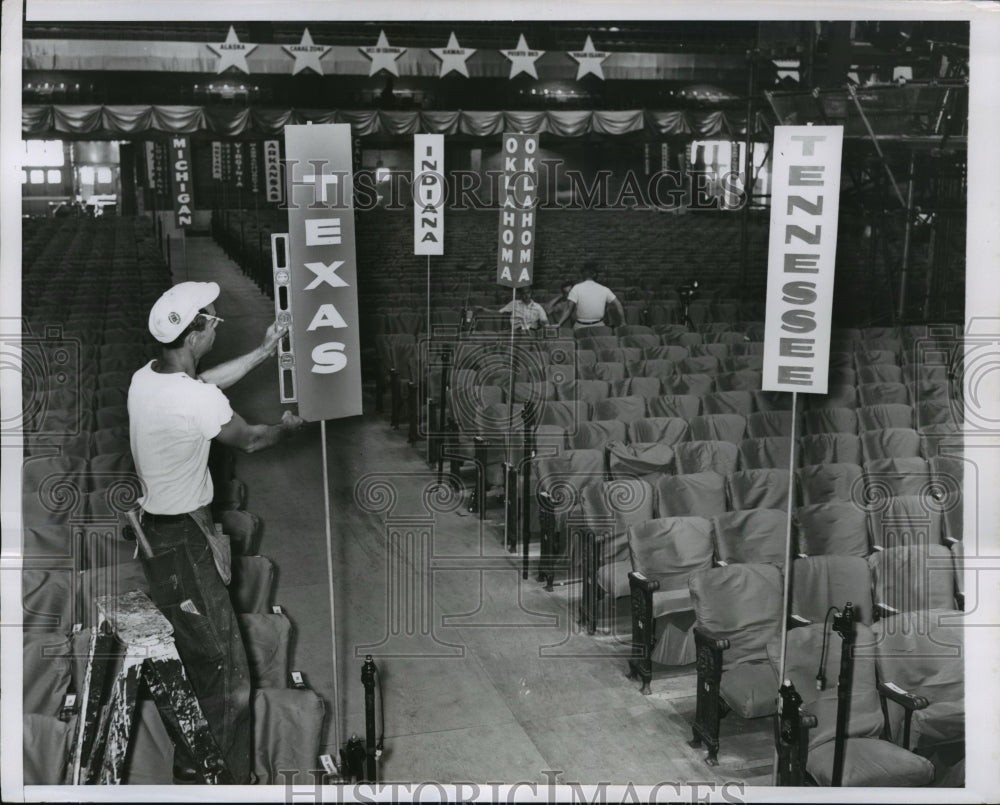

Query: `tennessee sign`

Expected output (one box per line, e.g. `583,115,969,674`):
496,132,538,288
413,134,444,256
283,124,362,421
762,126,844,394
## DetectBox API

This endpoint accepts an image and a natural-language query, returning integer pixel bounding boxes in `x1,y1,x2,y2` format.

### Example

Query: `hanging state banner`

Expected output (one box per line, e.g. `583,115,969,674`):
413,134,444,255
233,141,245,189
283,123,362,421
762,125,844,394
168,136,194,227
145,141,157,187
496,132,538,288
221,142,231,183
265,139,282,202
211,142,223,180
154,142,168,195
248,142,261,194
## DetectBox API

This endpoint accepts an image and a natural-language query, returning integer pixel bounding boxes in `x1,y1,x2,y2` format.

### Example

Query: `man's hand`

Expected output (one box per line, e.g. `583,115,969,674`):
261,321,289,355
281,409,306,431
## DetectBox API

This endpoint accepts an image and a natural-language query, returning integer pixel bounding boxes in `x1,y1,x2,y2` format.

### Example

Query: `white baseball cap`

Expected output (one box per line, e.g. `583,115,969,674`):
148,281,220,343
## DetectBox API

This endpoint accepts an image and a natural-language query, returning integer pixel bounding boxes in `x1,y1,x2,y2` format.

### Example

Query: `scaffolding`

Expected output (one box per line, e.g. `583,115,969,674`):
762,78,967,325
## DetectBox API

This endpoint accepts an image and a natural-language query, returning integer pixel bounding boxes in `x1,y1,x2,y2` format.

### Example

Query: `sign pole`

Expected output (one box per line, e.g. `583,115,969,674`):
504,287,517,548
320,420,342,760
413,134,445,462
770,390,798,785
426,255,432,464
762,124,842,784
776,390,798,685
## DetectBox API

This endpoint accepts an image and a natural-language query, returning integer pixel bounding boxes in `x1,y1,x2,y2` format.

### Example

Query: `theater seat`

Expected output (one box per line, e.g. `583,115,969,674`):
802,407,858,435
738,436,794,470
861,428,922,461
674,440,739,476
627,416,688,447
790,555,874,626
769,623,935,787
867,495,944,552
712,508,787,566
727,468,793,511
655,471,727,516
626,516,715,691
23,713,75,785
795,501,870,558
607,440,675,480
746,410,799,438
870,609,964,755
799,433,863,466
647,393,701,420
569,419,627,450
689,413,746,444
253,688,326,784
701,390,754,416
688,563,783,765
797,462,862,506
869,545,960,617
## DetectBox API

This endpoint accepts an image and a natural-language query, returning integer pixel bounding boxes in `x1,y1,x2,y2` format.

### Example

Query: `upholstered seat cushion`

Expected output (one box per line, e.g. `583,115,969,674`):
912,700,964,748
807,738,934,787
607,440,675,478
719,660,778,719
651,586,692,619
597,559,631,599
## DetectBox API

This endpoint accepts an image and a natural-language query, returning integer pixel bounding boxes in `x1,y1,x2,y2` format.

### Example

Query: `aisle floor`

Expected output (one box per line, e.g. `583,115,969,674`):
177,234,773,787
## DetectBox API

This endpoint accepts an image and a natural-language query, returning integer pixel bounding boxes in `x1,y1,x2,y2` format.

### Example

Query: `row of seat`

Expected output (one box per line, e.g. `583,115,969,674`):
23,216,332,784
22,500,325,785
535,455,962,516
460,377,959,415
687,560,961,783
378,323,958,354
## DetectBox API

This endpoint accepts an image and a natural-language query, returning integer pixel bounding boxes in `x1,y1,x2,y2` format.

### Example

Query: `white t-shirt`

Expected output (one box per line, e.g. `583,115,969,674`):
567,279,616,323
498,299,549,330
128,361,234,515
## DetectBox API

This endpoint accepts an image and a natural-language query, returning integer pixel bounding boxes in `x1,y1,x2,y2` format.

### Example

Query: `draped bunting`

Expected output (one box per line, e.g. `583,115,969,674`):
23,105,756,139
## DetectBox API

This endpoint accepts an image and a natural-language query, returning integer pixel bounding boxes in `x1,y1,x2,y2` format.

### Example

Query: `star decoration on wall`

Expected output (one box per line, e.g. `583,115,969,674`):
500,34,544,80
431,32,476,78
569,36,611,81
359,30,407,77
207,25,258,74
283,28,332,76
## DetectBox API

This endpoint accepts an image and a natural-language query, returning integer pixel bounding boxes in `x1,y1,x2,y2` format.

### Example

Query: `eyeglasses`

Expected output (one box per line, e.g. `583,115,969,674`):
200,313,225,327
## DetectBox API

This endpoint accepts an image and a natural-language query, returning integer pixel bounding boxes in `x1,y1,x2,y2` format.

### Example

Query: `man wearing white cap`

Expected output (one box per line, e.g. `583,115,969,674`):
128,280,304,783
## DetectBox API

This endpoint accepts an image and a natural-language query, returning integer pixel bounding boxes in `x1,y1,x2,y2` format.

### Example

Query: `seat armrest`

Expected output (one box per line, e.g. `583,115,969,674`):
628,570,660,595
875,602,899,619
787,614,811,630
877,681,929,712
693,625,730,653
